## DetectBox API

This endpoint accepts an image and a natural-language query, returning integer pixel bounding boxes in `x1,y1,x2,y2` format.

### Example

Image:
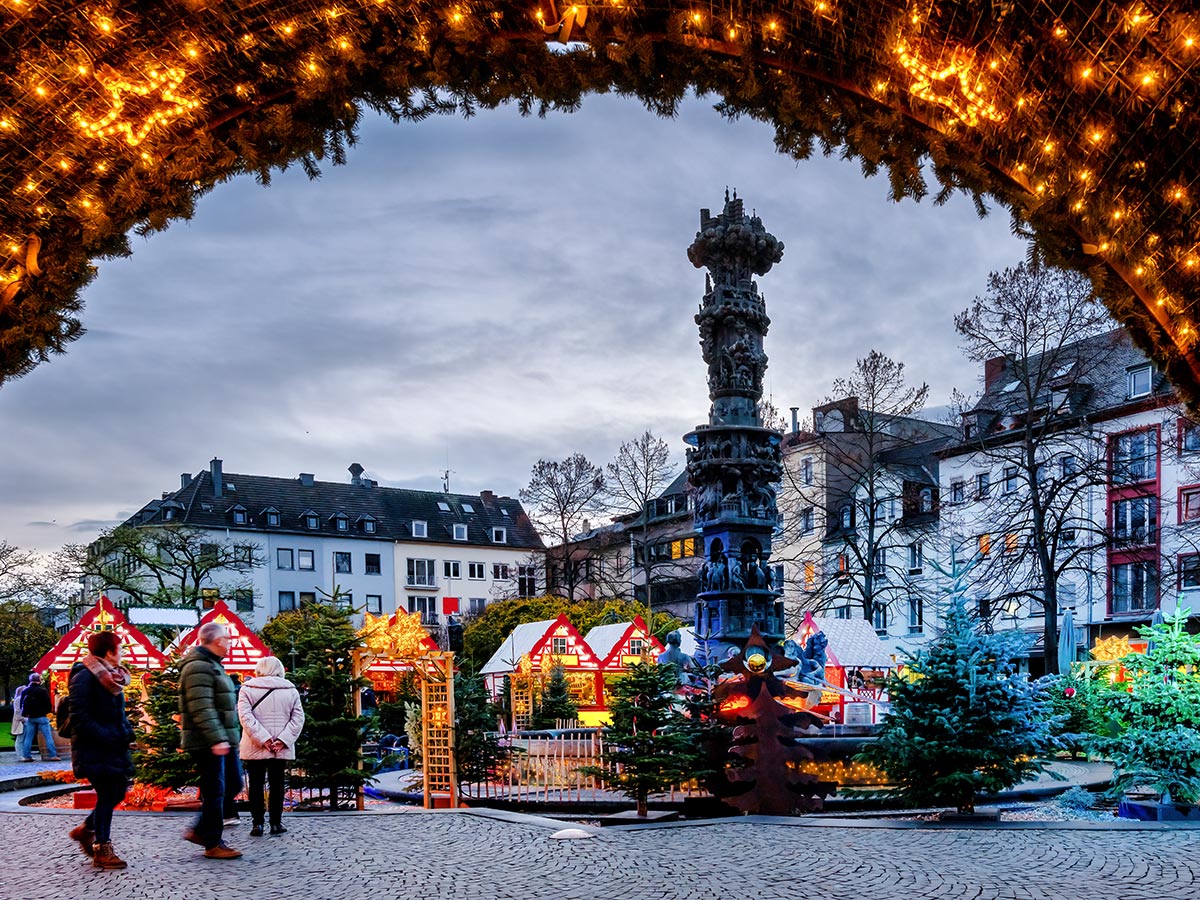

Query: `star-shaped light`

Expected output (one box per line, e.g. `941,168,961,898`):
78,66,200,146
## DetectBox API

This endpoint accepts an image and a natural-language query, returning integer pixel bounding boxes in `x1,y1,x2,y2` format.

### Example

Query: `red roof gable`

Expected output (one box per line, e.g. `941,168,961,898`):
175,600,272,673
35,596,167,672
593,616,666,669
527,614,602,670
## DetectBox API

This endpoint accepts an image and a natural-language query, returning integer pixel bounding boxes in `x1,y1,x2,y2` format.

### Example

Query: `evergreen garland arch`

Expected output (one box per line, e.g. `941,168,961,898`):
2,2,1199,399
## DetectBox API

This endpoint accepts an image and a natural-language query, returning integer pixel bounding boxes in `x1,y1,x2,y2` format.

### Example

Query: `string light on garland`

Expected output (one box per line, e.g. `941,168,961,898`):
76,66,199,147
895,42,1005,127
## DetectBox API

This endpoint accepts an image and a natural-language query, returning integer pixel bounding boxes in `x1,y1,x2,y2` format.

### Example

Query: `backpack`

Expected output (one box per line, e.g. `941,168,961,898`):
55,692,73,739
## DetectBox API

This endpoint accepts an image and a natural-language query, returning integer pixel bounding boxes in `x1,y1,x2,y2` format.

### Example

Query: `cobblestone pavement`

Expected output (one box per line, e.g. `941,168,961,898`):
3,808,1198,900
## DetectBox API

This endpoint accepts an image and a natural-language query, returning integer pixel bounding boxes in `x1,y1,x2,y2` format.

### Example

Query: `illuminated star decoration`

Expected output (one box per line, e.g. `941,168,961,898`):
896,43,1005,128
77,66,200,147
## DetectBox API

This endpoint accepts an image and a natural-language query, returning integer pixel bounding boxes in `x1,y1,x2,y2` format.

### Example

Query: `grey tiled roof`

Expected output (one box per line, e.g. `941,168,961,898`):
123,467,544,550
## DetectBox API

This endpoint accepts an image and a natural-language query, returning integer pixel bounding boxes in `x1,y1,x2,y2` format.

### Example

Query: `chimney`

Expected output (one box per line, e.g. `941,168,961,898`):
984,355,1008,391
348,462,365,486
180,473,191,490
210,458,223,498
480,490,496,506
299,473,315,487
789,407,799,434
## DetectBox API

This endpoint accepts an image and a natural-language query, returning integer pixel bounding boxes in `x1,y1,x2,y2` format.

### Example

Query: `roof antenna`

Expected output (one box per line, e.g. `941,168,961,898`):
442,469,452,493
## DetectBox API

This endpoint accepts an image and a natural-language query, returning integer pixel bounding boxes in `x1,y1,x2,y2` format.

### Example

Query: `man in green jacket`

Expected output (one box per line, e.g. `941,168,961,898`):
179,622,242,859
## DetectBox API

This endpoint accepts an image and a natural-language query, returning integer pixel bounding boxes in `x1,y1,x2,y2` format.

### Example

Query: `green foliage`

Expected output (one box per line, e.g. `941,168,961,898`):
677,661,741,794
1096,608,1200,804
462,594,680,669
276,594,370,809
134,653,199,790
454,671,506,789
1039,673,1116,755
859,597,1058,814
532,664,578,728
591,662,694,816
0,600,58,704
1056,785,1097,812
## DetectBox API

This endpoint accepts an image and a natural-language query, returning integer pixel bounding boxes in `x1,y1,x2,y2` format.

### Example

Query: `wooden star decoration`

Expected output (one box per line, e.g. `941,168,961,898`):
77,66,200,147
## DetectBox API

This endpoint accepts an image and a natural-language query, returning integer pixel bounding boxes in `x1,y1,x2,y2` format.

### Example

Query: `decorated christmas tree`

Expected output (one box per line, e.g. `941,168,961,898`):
532,664,578,728
133,653,199,790
859,552,1057,814
592,661,694,816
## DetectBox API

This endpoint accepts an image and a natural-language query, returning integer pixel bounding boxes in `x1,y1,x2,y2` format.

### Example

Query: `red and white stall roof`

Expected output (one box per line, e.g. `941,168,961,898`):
35,595,167,673
175,600,272,673
584,616,665,671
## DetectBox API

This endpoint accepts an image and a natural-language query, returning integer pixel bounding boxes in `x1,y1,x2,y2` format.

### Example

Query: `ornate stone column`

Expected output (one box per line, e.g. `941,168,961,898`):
685,191,786,659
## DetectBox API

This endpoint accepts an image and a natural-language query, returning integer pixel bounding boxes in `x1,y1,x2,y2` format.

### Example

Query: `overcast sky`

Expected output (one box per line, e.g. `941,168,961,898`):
0,92,1030,554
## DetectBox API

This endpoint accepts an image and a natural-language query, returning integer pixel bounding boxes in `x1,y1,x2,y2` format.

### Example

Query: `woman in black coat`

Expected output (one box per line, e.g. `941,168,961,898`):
68,630,135,870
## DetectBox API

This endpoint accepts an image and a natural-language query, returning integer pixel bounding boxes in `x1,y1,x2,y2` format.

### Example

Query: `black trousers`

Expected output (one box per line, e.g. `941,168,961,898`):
245,758,286,826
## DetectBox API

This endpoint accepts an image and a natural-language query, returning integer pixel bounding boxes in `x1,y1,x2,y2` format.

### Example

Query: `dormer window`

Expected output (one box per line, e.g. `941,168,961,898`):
1128,364,1152,399
453,523,468,541
362,518,377,534
412,520,428,538
302,510,320,530
332,513,349,532
262,508,281,527
163,508,176,521
491,526,507,544
228,505,247,525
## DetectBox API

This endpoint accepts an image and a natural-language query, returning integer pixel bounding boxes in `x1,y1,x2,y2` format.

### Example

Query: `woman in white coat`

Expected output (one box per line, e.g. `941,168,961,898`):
237,656,304,836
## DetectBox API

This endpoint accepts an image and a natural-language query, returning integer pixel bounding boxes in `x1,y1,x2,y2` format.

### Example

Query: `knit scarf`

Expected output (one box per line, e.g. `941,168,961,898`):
83,654,131,695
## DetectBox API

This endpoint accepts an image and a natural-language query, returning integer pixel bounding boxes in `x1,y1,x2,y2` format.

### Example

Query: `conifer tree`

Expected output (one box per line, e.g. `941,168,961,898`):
285,591,371,809
859,553,1057,813
134,653,199,790
593,662,693,816
533,664,578,728
454,670,506,792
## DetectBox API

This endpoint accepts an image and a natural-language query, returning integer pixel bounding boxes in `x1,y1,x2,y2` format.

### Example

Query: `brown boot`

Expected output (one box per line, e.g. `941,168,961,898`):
92,841,127,870
68,824,95,857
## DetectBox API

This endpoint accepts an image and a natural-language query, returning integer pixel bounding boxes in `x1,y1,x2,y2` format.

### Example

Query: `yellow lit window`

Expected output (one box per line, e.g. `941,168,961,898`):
1005,532,1019,553
978,534,991,557
804,561,816,591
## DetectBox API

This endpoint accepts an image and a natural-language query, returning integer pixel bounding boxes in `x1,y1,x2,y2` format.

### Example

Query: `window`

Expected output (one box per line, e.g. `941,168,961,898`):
551,636,568,655
201,588,220,609
801,457,814,485
299,592,316,607
335,516,349,532
492,563,510,581
1113,430,1157,484
951,480,965,504
908,594,923,633
1112,561,1158,613
462,503,475,513
1128,364,1152,398
338,592,353,609
835,606,852,620
840,505,852,530
444,560,461,579
278,591,296,612
163,507,176,521
978,534,991,557
1183,421,1200,453
365,553,382,575
1004,466,1019,494
407,558,436,588
363,519,376,534
629,638,646,656
872,602,888,634
873,548,888,580
233,589,253,613
305,514,319,530
518,565,537,597
977,595,992,619
334,551,352,574
453,523,468,541
800,508,815,534
298,549,314,571
492,527,507,544
1181,555,1200,590
232,508,247,525
468,597,487,615
803,561,816,592
407,595,437,624
200,543,218,563
908,542,923,574
1113,496,1158,544
468,562,485,580
366,594,383,615
275,548,294,570
837,553,849,581
1060,455,1077,479
1182,487,1200,522
266,510,281,527
919,488,933,514
975,472,991,500
1005,532,1020,554
412,520,428,538
437,501,451,512
1061,529,1077,546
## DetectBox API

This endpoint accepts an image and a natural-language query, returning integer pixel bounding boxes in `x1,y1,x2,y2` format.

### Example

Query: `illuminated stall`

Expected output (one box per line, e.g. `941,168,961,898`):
585,616,665,710
174,600,272,674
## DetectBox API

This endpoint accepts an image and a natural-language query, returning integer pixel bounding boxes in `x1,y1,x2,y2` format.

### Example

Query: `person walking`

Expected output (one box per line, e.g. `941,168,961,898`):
66,631,135,869
237,656,305,837
179,622,242,860
17,673,60,762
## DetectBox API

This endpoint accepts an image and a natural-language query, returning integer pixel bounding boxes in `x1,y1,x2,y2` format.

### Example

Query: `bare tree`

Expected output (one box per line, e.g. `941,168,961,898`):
55,524,264,609
0,540,38,603
519,454,606,601
606,431,679,623
953,263,1117,674
778,351,953,629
